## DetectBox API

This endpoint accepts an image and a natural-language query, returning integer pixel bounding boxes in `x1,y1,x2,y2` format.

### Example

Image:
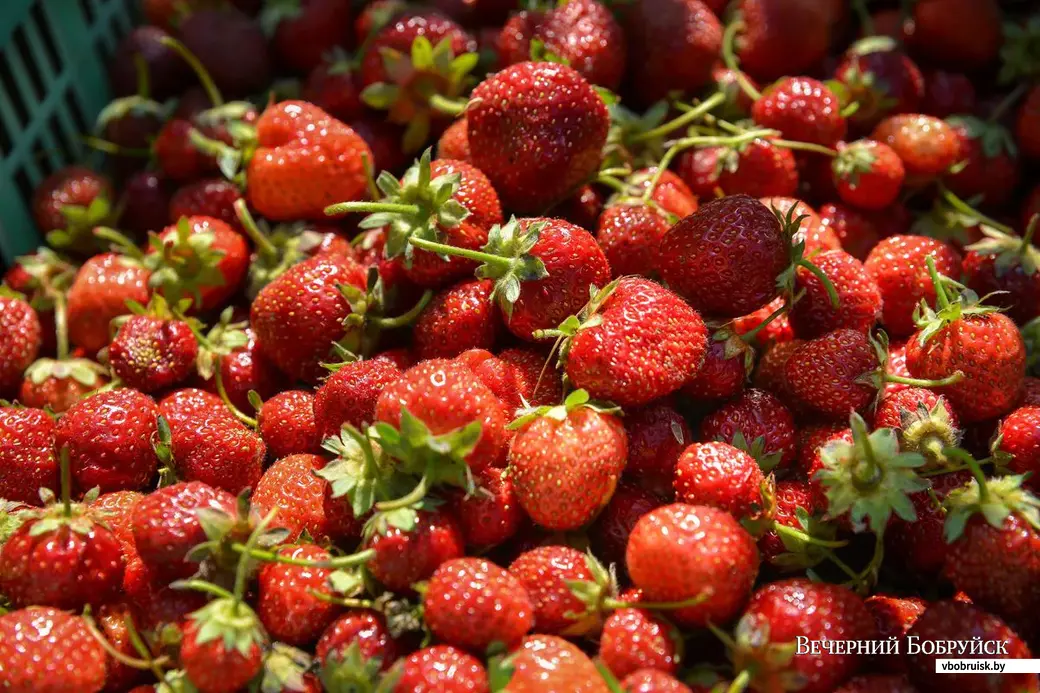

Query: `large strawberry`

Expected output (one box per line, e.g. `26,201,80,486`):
505,635,610,693
0,607,107,693
467,62,609,212
508,390,627,531
252,453,331,541
0,406,57,506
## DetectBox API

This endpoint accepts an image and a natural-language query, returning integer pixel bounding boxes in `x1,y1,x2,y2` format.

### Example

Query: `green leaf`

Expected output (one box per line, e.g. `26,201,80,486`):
361,83,402,110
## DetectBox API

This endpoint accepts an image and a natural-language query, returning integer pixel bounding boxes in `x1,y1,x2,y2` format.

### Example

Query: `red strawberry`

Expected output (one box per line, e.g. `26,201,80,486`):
600,591,682,679
730,579,876,693
818,203,883,261
621,670,694,693
450,466,523,550
505,635,609,693
199,328,286,412
678,138,799,200
247,101,372,221
252,453,331,541
832,139,906,211
591,482,662,567
154,117,221,182
962,222,1040,325
89,489,142,555
834,40,924,127
874,387,960,467
885,470,971,578
302,53,363,123
258,390,322,458
626,503,759,628
54,389,159,494
998,406,1040,488
18,355,108,414
423,556,534,651
760,195,842,255
0,406,56,506
459,346,562,410
509,391,627,531
524,0,626,90
0,607,107,693
945,117,1020,208
1016,86,1040,161
735,0,832,82
266,0,351,74
673,442,765,519
257,544,342,647
866,594,926,674
907,0,1003,71
682,329,752,402
316,609,398,672
733,297,795,347
623,402,690,497
834,675,919,693
497,10,544,66
872,114,960,183
785,328,879,419
597,203,676,279
31,166,114,254
467,62,609,212
314,358,403,437
109,312,198,393
752,339,804,408
181,603,266,693
394,645,489,693
413,279,501,360
756,479,818,569
865,235,963,337
923,69,976,119
557,277,708,408
790,249,882,338
0,295,41,398
66,253,151,354
700,388,798,470
176,7,272,97
509,545,601,636
122,554,207,631
97,602,149,692
363,509,464,592
752,76,847,146
251,253,368,383
169,178,243,230
437,117,470,161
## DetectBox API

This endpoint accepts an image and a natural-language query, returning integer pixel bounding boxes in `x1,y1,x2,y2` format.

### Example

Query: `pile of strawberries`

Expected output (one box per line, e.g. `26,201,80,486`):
4,0,1040,691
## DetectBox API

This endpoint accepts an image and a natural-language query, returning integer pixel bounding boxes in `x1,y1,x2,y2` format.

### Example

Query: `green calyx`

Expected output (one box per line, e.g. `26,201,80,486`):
28,448,100,536
335,268,433,358
562,552,615,636
370,407,483,494
23,358,106,387
361,36,478,153
319,640,392,693
769,507,843,572
896,399,963,470
509,388,620,430
727,614,803,692
858,330,964,395
317,423,398,520
727,429,782,474
943,471,1040,543
10,248,77,310
258,0,303,36
0,501,32,545
236,199,321,298
947,115,1018,159
186,596,266,658
831,140,878,187
965,214,1040,278
816,412,928,534
913,255,1003,347
47,195,114,253
187,490,287,572
471,217,550,320
1023,315,1040,377
195,306,249,381
772,203,840,309
999,17,1040,84
261,643,313,693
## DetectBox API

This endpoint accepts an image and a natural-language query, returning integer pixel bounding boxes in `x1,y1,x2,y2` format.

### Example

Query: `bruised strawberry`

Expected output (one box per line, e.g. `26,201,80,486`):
109,313,198,393
752,77,847,147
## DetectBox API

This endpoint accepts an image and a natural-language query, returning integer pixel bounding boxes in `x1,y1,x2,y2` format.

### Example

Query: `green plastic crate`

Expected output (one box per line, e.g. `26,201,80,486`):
0,0,137,266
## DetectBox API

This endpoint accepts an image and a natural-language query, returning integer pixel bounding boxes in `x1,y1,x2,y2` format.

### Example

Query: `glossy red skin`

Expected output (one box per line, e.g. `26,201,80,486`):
797,423,852,503
169,179,242,230
271,0,351,73
152,216,249,313
633,169,698,218
0,607,107,693
737,579,876,693
0,517,123,610
424,557,533,651
591,482,663,567
508,546,593,636
510,407,627,531
998,407,1040,488
835,49,924,127
866,594,926,674
303,60,363,123
450,466,523,550
181,618,263,693
785,328,878,419
248,101,372,222
527,0,625,90
834,140,905,211
682,335,749,402
623,0,721,105
55,389,159,495
945,123,1020,208
906,601,1038,693
963,250,1040,325
752,77,847,146
0,406,56,506
818,203,882,260
733,297,795,347
736,0,832,82
131,481,237,581
506,635,608,693
673,442,764,518
394,645,490,693
626,503,759,628
908,0,1003,71
752,340,805,411
19,369,105,414
253,454,330,542
882,339,913,394
700,388,798,470
790,250,882,339
659,194,787,318
686,140,800,200
462,346,562,410
496,10,543,66
31,165,111,236
878,470,968,579
98,602,148,692
468,62,610,212
436,117,470,161
0,297,41,398
413,279,501,360
252,253,368,383
109,316,198,392
623,402,691,497
864,235,963,337
1017,86,1040,161
597,203,674,278
757,480,816,569
258,390,322,459
364,509,465,592
359,11,475,87
872,114,960,182
621,669,694,693
601,591,681,679
874,386,959,432
89,490,142,556
67,253,151,354
907,312,1026,423
257,544,341,647
314,358,402,437
316,609,399,669
122,554,207,631
502,218,611,341
565,277,707,407
154,118,218,182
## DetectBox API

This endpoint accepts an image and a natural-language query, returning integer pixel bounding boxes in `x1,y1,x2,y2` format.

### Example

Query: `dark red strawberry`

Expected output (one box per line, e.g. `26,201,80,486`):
265,0,351,74
700,388,798,471
681,328,752,402
252,453,331,541
885,470,972,578
194,324,283,417
872,114,960,183
258,390,323,458
834,39,924,127
866,594,926,674
449,465,523,550
497,10,544,66
784,329,878,419
945,117,1020,208
789,249,882,338
257,544,342,647
962,221,1040,325
413,279,501,360
623,402,690,497
66,253,151,354
363,509,464,592
907,0,1003,71
600,591,682,680
1016,86,1040,161
522,0,626,90
591,482,663,568
31,166,113,255
0,607,107,693
303,52,363,123
760,195,842,255
832,139,905,212
818,203,883,261
314,358,403,437
756,479,818,570
316,609,399,675
673,441,765,519
122,553,207,631
735,0,832,82
394,645,489,692
923,69,976,119
176,6,272,97
169,178,243,231
752,76,847,146
597,203,676,279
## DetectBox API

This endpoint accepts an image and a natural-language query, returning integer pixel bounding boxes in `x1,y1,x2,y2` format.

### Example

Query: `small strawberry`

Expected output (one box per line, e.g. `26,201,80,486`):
682,328,753,403
363,508,464,592
818,202,885,261
597,203,676,279
108,298,199,393
832,139,906,211
623,402,690,497
600,590,683,679
258,390,322,458
834,38,924,127
591,482,662,568
789,249,882,338
509,390,627,531
626,503,759,628
0,607,107,693
169,178,243,230
733,297,795,347
962,219,1040,325
264,0,352,74
0,406,56,507
874,387,961,468
505,635,610,693
872,113,960,183
31,166,114,255
97,602,149,692
449,465,523,550
752,76,847,146
998,406,1040,488
314,358,403,437
252,453,331,541
760,196,842,256
700,388,798,471
467,62,609,212
413,279,501,360
257,544,342,647
199,328,286,412
394,645,489,693
673,441,766,519
509,545,605,637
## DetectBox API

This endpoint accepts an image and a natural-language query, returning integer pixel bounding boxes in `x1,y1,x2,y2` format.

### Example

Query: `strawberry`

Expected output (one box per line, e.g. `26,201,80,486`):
833,675,919,693
945,117,1020,208
497,10,544,66
0,406,55,508
449,466,523,550
154,117,222,182
122,553,207,631
600,590,682,679
905,601,1038,693
316,609,399,675
907,0,1003,71
626,503,759,628
65,253,151,354
621,670,694,693
97,602,149,691
54,389,159,495
303,53,363,123
505,635,610,693
866,594,926,674
752,339,804,408
522,0,626,90
169,178,243,230
733,297,795,347
729,579,876,693
89,489,142,555
176,4,271,95
872,114,960,183
752,77,847,146
659,195,791,318
875,387,961,466
962,221,1040,325
252,453,331,541
682,328,753,403
0,295,41,398
257,544,342,646
251,253,368,383
18,354,108,413
700,388,798,471
0,607,107,693
258,390,322,458
756,479,818,570
31,166,114,255
413,279,501,360
363,508,464,592
394,645,489,693
314,358,403,437
131,480,237,581
735,0,832,82
591,482,662,567
509,545,602,636
784,329,878,419
108,309,198,394
1016,86,1040,161
923,69,976,118
789,249,882,338
597,203,676,279
423,556,533,651
760,196,842,255
818,203,884,261
198,328,286,412
834,39,924,126
865,235,963,338
998,406,1040,488
509,390,627,531
247,101,372,222
673,441,765,519
624,0,721,106
265,0,351,74
437,117,470,161
623,402,690,497
551,278,708,408
678,138,799,200
180,599,266,693
467,62,610,212
885,470,971,578
832,139,906,211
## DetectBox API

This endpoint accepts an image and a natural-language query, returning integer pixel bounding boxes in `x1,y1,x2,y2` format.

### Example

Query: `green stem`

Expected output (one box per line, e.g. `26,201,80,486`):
738,300,788,343
797,259,840,309
375,467,432,512
851,414,881,487
720,20,761,102
988,83,1027,123
592,174,628,194
824,550,864,582
83,614,166,671
943,448,989,502
82,135,150,157
408,235,513,270
428,93,468,117
698,112,744,134
631,92,726,143
1020,214,1038,253
124,613,167,682
726,670,751,693
233,543,376,569
773,524,849,549
52,292,69,361
159,36,223,107
940,188,1014,235
885,370,965,388
308,590,376,609
214,358,258,428
773,139,838,157
234,200,276,258
133,53,151,100
603,590,713,611
59,447,72,517
233,510,276,605
370,290,433,329
324,201,419,217
172,579,235,600
93,226,145,260
924,255,951,311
